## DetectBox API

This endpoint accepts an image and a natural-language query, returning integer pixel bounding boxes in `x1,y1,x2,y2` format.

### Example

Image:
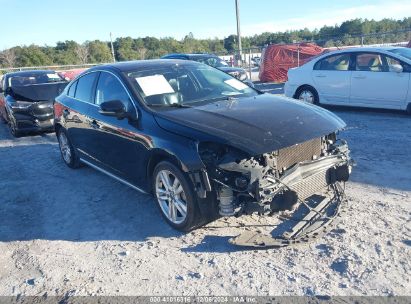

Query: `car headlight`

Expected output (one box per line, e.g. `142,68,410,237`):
10,101,33,110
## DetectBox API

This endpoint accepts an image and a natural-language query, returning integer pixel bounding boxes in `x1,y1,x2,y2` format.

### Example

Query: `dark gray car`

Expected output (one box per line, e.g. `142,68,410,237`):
161,53,249,81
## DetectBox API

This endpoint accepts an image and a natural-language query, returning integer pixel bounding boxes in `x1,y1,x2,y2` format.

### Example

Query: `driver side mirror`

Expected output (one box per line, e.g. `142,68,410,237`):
99,100,128,120
0,87,3,94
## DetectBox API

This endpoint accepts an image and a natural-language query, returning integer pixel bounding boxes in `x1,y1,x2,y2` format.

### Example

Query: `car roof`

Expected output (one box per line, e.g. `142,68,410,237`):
88,59,201,73
5,70,57,77
298,46,411,68
163,53,217,58
323,46,406,54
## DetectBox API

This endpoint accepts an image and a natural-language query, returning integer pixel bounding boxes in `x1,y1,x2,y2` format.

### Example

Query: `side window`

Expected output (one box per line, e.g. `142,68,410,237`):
74,72,98,103
314,54,350,71
67,80,78,97
95,72,131,108
356,53,384,72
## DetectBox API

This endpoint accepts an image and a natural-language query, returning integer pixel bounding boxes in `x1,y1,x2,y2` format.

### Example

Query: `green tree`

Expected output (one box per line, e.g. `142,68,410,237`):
88,40,112,63
18,45,53,66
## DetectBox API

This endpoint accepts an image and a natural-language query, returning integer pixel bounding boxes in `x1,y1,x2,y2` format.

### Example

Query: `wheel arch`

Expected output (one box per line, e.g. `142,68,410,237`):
293,84,320,104
148,148,218,228
146,149,187,190
293,84,319,99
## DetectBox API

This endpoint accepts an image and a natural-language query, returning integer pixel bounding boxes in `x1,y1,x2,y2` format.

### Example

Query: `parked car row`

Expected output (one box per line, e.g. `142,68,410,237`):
1,45,409,244
161,53,249,81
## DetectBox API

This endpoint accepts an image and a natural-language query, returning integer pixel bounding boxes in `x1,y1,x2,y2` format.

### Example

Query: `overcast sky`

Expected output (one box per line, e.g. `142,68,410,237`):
1,0,410,49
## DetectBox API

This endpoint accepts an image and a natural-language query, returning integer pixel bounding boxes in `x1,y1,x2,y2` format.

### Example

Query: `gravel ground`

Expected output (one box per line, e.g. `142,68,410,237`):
0,108,410,297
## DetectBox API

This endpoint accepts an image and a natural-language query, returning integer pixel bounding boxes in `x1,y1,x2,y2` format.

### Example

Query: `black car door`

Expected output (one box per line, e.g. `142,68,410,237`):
64,72,99,157
84,71,150,187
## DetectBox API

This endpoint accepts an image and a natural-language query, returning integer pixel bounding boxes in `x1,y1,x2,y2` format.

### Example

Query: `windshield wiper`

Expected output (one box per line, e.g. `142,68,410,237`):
148,103,192,108
189,95,239,105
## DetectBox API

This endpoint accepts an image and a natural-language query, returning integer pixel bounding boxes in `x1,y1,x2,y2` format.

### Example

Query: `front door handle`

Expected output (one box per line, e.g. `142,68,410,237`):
353,75,366,79
315,74,326,78
90,120,100,129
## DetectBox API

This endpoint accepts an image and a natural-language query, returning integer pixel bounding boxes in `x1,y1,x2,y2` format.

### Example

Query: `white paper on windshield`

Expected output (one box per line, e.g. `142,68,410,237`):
47,73,60,79
224,78,248,91
135,75,175,96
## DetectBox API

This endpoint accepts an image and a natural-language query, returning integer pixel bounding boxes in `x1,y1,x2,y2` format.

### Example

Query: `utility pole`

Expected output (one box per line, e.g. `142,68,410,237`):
235,0,242,66
110,32,116,62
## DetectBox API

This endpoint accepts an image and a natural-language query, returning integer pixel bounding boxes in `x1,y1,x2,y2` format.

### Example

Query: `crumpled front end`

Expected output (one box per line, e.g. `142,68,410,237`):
10,101,55,132
198,133,353,247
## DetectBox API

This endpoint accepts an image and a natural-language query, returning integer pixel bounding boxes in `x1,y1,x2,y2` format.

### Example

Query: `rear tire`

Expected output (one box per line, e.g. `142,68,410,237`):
152,161,204,232
57,128,81,169
406,103,411,115
295,86,319,104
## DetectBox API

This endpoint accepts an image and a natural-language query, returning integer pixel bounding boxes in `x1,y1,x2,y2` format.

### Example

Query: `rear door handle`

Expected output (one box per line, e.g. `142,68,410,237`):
90,120,100,129
353,75,366,79
315,74,326,78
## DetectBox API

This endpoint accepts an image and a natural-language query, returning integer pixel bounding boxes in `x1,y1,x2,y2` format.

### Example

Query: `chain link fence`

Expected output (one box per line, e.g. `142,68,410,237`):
0,63,103,75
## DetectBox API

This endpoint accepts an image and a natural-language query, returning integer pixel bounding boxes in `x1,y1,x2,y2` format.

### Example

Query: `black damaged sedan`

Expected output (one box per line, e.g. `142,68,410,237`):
0,70,68,137
54,60,352,245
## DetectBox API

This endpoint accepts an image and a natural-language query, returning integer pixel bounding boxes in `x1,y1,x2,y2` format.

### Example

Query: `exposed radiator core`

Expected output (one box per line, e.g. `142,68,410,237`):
289,169,330,200
277,137,323,171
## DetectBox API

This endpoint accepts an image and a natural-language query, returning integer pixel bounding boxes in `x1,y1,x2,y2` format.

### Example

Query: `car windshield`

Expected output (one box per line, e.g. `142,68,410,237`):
192,56,228,68
125,63,257,107
388,48,411,60
9,72,65,87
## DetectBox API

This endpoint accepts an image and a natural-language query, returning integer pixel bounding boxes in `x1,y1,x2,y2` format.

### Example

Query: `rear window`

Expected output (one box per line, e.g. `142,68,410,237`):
67,81,78,97
9,72,65,87
74,73,98,103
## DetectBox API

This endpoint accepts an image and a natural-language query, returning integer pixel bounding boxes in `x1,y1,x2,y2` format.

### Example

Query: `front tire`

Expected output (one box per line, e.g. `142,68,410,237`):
57,128,81,169
295,86,319,104
152,161,203,231
8,117,21,137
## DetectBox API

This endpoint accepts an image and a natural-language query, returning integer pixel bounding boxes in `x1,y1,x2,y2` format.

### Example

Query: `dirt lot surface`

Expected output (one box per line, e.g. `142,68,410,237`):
0,108,410,297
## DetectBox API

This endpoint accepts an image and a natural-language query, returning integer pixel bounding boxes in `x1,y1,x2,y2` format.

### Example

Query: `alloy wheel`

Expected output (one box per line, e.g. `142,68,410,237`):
58,131,72,164
298,90,315,103
155,169,188,224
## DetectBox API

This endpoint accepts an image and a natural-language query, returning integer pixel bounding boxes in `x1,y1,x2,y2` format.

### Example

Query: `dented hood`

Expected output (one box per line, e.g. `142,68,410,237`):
154,94,346,155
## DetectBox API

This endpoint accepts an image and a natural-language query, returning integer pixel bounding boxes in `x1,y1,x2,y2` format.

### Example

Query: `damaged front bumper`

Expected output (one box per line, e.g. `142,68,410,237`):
195,137,353,248
229,183,346,248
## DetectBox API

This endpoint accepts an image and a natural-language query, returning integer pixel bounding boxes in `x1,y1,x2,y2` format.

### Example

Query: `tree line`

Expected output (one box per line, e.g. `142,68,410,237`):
0,17,410,69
